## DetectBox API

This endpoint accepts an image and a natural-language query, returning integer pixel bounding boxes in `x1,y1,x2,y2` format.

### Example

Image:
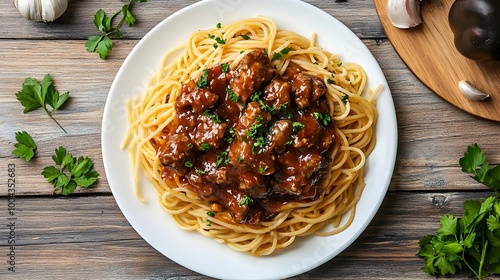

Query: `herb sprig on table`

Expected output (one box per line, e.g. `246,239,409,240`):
12,131,37,161
15,74,70,133
86,0,147,59
42,146,100,196
417,144,500,279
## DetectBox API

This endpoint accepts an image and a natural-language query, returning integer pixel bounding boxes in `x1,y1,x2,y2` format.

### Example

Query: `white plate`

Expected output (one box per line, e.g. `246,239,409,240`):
102,0,397,279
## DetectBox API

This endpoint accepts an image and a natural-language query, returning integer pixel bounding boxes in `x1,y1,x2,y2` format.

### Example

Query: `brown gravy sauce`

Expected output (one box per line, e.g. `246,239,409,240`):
157,50,337,224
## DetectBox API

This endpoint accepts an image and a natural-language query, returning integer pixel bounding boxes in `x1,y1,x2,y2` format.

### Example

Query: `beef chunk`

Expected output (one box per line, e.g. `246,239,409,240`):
176,80,219,113
268,120,292,153
157,132,193,168
273,148,322,195
230,50,275,102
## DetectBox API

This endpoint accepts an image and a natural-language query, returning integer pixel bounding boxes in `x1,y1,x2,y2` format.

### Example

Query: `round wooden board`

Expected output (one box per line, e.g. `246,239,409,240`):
374,0,500,122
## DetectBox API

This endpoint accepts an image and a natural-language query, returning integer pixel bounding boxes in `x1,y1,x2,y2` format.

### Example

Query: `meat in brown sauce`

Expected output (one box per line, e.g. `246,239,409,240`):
158,49,338,224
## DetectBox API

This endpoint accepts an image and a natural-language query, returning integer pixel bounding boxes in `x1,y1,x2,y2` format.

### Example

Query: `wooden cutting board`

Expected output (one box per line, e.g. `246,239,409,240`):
374,0,500,122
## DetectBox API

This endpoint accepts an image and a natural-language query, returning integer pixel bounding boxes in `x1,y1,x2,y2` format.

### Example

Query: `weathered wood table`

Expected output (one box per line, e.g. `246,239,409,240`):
1,0,499,279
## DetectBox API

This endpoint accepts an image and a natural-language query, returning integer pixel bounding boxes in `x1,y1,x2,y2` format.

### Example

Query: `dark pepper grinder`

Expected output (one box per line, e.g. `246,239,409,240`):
448,0,500,62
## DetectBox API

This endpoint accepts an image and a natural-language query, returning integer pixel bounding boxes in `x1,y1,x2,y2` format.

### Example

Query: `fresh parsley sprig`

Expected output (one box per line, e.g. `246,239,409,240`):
417,144,500,279
15,74,69,133
86,0,147,60
460,144,500,191
12,131,37,161
42,146,99,196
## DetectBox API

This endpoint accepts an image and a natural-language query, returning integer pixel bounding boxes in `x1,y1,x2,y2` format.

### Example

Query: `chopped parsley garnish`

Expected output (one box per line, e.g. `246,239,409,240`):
220,63,229,73
263,49,268,55
226,87,239,102
271,47,292,61
204,109,221,124
249,91,274,112
258,165,269,174
252,136,269,154
196,69,210,88
239,194,254,206
341,94,350,104
206,219,212,226
259,102,275,113
292,122,305,133
216,23,221,28
250,91,263,102
199,142,210,151
187,143,194,149
208,34,226,49
195,168,205,175
327,78,334,84
207,211,216,217
184,160,193,168
337,62,343,67
313,111,332,126
224,127,236,144
216,151,230,167
240,34,250,40
246,122,263,139
215,37,226,44
237,156,243,162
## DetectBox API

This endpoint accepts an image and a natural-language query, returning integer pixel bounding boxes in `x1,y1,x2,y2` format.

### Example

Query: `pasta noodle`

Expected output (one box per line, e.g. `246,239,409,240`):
122,16,378,256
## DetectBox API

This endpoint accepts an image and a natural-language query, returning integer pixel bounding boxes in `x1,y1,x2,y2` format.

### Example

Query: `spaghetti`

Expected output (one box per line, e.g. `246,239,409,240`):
122,16,379,256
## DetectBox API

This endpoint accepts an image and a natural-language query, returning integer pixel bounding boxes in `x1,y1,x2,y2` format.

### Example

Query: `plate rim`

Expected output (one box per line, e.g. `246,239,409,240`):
101,0,398,279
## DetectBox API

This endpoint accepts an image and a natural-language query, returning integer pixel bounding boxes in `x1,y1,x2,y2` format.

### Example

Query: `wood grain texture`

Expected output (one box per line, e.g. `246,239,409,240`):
374,0,500,122
1,0,499,279
0,0,385,39
1,193,485,279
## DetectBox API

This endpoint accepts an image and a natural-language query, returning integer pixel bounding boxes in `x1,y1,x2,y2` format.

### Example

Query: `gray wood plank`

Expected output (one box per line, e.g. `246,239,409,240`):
0,192,485,279
0,0,385,40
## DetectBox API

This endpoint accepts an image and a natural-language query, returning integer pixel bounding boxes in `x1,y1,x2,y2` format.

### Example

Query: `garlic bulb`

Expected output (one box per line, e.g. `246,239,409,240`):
13,0,68,22
387,0,423,29
458,80,490,101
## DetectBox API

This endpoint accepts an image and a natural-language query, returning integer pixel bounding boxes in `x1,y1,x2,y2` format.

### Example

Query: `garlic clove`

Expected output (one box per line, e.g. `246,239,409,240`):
458,80,490,100
12,0,68,22
386,0,423,29
13,0,42,21
41,0,68,22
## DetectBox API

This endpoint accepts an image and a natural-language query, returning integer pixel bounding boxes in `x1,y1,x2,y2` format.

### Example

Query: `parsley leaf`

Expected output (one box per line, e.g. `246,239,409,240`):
226,87,239,102
460,144,500,191
196,69,210,88
16,74,69,133
271,47,292,61
313,111,332,126
86,0,147,59
12,131,37,161
199,142,210,151
216,151,229,167
418,145,500,279
207,211,216,217
42,146,99,196
292,122,305,133
220,63,229,73
341,94,350,104
204,109,221,124
239,194,254,206
184,160,193,168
